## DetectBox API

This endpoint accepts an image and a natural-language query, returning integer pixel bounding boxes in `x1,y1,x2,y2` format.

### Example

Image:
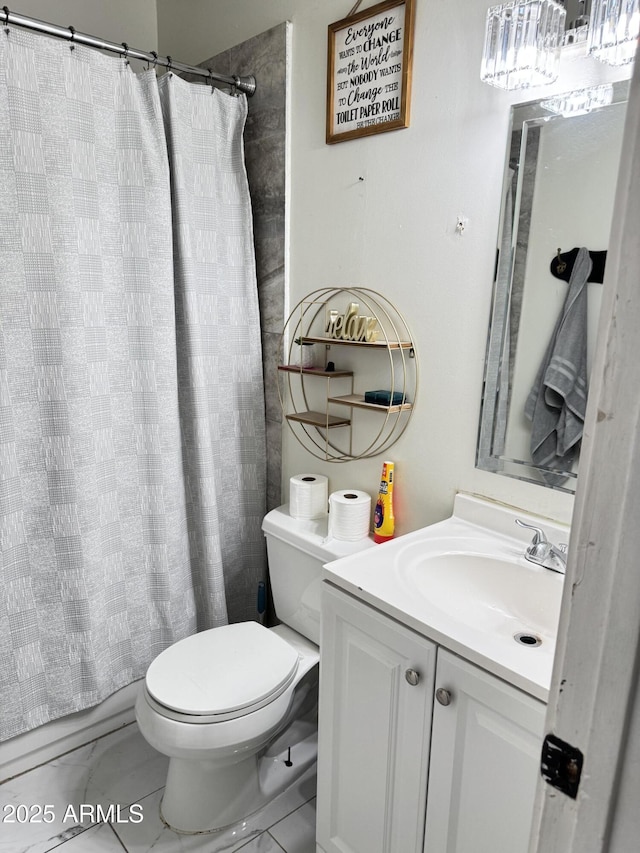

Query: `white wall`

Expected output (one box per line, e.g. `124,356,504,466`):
11,0,158,51
19,0,628,534
158,0,634,533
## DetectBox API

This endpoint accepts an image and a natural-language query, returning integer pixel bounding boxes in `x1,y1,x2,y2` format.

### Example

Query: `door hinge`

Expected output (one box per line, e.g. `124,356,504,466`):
540,733,583,799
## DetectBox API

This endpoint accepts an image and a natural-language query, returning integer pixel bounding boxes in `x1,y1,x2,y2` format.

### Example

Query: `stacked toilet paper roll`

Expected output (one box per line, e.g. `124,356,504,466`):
328,490,372,541
289,474,329,519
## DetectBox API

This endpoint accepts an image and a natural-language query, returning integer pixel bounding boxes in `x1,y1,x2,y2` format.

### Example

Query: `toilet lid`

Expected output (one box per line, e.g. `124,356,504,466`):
145,622,300,717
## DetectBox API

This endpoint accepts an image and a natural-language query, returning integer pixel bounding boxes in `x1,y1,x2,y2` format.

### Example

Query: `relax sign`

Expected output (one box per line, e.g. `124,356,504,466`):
325,302,379,342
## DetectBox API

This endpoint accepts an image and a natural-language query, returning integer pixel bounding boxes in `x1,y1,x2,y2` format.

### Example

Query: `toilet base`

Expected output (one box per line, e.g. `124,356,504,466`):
160,718,318,833
161,753,260,832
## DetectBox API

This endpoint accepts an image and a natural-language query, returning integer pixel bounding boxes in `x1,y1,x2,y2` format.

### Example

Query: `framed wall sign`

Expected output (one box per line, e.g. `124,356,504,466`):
326,0,415,145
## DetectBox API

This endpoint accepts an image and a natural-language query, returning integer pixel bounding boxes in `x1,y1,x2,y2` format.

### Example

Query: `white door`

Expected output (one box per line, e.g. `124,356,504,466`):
531,48,640,853
424,649,546,853
316,583,436,853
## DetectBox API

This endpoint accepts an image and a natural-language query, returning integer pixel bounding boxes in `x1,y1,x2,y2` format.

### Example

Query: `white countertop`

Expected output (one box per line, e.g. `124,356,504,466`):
322,493,569,702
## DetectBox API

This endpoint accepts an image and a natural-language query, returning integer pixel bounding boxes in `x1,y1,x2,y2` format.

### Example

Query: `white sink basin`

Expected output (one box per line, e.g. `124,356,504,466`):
322,494,569,700
397,549,563,639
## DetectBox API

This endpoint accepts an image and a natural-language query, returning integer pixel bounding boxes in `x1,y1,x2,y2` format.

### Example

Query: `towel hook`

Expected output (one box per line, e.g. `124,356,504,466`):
556,248,567,274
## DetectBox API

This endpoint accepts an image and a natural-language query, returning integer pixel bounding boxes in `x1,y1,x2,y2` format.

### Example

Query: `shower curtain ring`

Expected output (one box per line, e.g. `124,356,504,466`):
122,42,129,66
167,55,172,76
149,50,158,71
68,25,75,51
208,69,214,93
3,6,10,36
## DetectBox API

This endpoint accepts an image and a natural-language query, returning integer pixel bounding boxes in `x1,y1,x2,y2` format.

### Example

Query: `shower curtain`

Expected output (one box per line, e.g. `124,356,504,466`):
0,29,266,741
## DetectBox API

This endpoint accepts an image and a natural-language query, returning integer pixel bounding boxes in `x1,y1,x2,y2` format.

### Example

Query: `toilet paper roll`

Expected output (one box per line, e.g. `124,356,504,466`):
328,490,372,541
289,474,329,519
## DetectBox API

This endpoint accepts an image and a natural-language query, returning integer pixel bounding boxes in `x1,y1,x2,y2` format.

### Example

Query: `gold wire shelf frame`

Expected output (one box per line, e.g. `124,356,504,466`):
277,287,418,462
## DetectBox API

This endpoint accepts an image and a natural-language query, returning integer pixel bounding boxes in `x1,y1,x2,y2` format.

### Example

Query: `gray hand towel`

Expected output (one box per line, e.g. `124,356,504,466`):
524,247,591,486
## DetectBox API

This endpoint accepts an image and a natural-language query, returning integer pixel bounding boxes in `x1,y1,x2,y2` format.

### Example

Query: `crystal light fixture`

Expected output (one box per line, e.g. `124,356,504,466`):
481,0,567,89
588,0,640,65
540,83,614,115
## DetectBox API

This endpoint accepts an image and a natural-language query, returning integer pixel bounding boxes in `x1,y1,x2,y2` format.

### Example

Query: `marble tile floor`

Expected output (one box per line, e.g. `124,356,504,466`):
0,722,317,853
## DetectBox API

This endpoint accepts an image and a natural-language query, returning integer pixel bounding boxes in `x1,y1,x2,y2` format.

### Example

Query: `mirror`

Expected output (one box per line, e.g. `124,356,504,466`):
477,80,629,492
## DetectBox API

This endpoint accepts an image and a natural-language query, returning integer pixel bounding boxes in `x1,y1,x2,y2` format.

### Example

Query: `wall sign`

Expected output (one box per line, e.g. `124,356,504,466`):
325,302,379,341
326,0,415,145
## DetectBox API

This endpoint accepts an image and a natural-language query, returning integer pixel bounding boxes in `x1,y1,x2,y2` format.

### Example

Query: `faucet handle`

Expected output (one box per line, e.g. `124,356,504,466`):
515,518,548,546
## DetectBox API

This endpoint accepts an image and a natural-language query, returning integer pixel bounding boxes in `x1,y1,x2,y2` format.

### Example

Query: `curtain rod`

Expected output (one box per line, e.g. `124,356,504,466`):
1,7,257,97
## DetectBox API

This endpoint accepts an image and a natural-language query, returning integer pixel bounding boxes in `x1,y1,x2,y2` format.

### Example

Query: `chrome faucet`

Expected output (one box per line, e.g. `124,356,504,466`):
515,519,568,574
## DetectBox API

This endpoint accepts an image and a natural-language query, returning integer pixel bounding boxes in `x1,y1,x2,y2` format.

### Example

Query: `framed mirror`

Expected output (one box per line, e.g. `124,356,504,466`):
477,80,629,492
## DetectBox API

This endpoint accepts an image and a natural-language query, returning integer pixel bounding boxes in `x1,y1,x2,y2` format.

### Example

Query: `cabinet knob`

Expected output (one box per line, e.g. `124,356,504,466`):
436,687,452,706
405,668,420,686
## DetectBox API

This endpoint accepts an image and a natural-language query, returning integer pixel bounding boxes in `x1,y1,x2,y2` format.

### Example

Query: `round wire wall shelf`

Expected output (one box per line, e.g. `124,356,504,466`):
278,287,418,462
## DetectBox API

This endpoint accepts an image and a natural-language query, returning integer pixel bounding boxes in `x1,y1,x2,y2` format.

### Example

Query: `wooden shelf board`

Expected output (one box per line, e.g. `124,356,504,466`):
300,336,413,350
278,365,354,377
286,410,351,428
328,394,413,413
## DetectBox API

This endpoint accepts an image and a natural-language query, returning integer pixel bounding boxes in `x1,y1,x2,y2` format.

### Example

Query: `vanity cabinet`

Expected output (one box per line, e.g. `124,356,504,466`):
423,649,546,853
316,583,436,853
316,584,546,853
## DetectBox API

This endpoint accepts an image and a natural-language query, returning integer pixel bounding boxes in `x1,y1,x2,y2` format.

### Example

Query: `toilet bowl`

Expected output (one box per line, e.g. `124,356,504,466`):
135,504,374,833
135,622,319,832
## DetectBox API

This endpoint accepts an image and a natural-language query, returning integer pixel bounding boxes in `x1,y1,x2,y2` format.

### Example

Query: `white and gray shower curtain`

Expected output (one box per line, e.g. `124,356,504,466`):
0,29,266,740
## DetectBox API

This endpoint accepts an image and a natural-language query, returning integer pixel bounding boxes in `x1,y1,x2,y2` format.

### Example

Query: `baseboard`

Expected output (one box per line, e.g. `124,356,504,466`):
0,680,141,782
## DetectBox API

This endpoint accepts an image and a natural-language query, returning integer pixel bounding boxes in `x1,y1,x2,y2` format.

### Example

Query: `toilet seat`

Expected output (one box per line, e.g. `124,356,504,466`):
145,622,300,724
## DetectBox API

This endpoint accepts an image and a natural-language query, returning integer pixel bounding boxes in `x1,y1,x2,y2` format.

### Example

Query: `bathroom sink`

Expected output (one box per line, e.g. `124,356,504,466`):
322,494,570,700
396,549,563,639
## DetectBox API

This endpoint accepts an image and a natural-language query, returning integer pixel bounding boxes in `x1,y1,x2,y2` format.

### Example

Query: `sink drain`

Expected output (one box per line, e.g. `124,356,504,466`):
514,632,542,647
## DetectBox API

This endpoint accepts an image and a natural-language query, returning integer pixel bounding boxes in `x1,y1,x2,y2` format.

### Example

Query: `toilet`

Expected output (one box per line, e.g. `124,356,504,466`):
135,504,374,833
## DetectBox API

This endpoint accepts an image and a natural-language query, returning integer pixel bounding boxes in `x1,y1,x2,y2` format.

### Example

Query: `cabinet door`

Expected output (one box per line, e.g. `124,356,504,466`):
317,584,436,853
424,649,546,853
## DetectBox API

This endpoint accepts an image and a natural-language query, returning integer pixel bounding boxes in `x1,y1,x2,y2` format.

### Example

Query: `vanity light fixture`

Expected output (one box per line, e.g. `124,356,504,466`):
480,0,567,89
540,82,614,114
587,0,640,65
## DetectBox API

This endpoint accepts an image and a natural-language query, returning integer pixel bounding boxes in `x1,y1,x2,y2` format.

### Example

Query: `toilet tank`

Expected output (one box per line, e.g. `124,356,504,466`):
262,505,375,645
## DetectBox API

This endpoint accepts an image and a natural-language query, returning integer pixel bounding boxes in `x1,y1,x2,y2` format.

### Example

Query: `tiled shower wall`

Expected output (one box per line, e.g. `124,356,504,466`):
195,23,290,511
